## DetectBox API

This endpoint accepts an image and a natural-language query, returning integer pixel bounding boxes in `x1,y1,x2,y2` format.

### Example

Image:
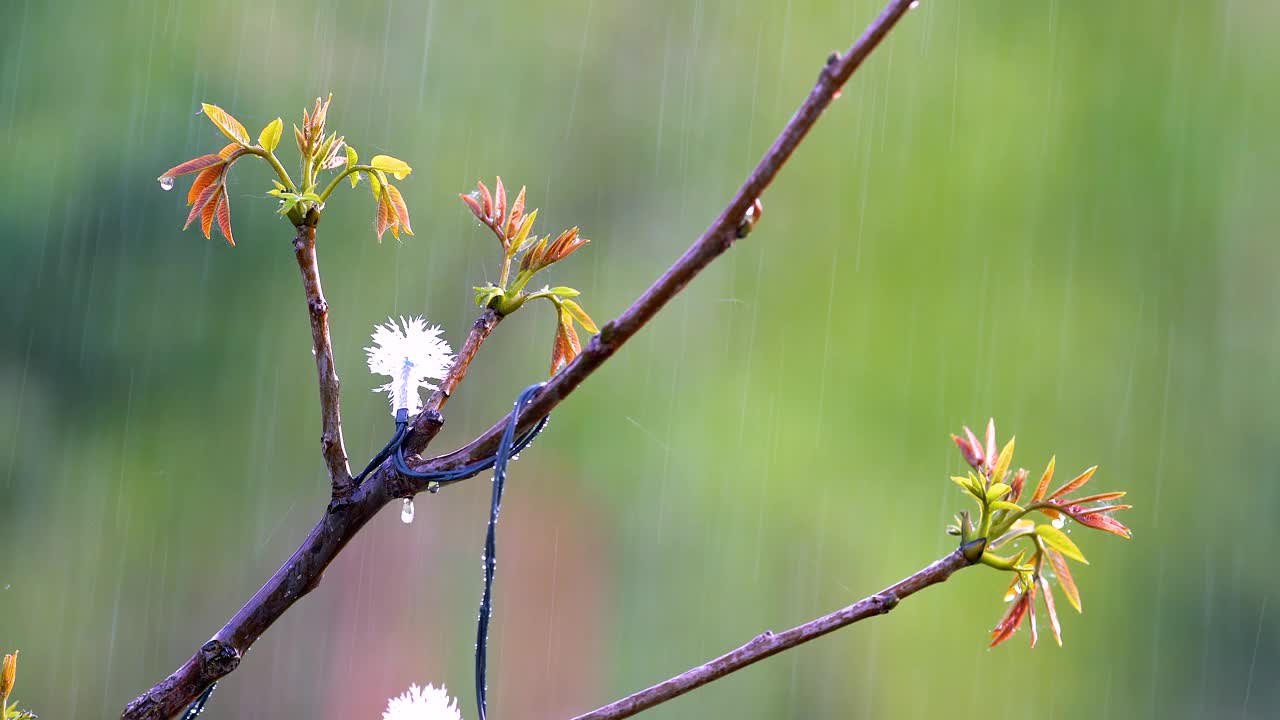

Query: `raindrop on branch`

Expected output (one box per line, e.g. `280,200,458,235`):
401,498,415,524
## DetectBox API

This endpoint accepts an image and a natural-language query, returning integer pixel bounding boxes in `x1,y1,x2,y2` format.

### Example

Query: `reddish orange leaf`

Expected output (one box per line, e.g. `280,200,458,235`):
1045,549,1081,613
1030,455,1056,503
460,192,485,222
508,185,526,235
185,179,221,231
989,591,1030,648
161,154,224,179
494,176,506,228
385,183,413,236
1027,583,1039,648
187,166,223,206
375,189,390,241
550,317,581,376
1038,575,1063,646
1048,465,1097,501
954,429,983,469
1070,510,1132,539
215,191,234,246
201,186,223,239
1071,491,1126,504
477,180,493,219
1009,468,1028,503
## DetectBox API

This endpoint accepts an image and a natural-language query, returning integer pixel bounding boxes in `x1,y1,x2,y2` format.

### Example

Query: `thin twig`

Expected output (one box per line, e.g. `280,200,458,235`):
292,210,353,497
572,548,976,720
123,2,918,715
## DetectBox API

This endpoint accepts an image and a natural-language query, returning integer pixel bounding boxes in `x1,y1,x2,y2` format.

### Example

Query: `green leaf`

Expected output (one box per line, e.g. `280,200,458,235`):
201,103,250,146
346,147,360,187
561,299,598,334
991,437,1015,482
990,501,1023,513
986,483,1012,502
951,474,984,501
258,117,283,152
549,286,580,297
1035,524,1089,564
370,154,412,180
510,209,539,254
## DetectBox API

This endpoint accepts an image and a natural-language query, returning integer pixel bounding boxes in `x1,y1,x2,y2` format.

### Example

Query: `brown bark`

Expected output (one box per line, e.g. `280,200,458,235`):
292,209,354,497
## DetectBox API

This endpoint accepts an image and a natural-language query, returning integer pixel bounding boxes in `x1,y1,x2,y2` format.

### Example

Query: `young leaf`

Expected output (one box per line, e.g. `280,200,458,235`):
185,177,222,230
1038,575,1063,646
986,483,1012,502
201,185,223,239
549,286,580,297
201,103,250,146
1070,510,1132,539
983,419,997,472
258,118,283,152
384,184,413,236
510,209,538,255
370,154,413,180
1045,548,1081,612
990,501,1023,513
550,312,582,376
560,299,598,334
160,154,225,179
1030,455,1056,503
346,147,360,187
494,176,507,226
187,165,223,206
375,188,391,241
991,437,1015,483
214,191,234,246
1035,524,1088,564
1048,465,1098,501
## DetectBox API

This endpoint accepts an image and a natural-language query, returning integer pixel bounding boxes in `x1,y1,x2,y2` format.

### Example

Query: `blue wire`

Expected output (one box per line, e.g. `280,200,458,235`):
178,385,548,720
181,683,215,719
474,383,544,720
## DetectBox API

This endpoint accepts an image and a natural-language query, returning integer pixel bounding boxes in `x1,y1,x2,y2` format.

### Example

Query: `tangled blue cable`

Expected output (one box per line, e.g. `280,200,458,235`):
180,384,548,720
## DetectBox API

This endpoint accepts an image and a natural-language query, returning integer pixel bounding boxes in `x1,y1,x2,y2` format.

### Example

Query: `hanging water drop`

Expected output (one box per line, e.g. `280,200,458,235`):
1052,516,1065,529
401,498,415,524
159,176,175,191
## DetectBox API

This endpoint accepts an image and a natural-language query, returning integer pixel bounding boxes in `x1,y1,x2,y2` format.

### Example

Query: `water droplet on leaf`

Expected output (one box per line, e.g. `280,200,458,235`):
159,176,175,191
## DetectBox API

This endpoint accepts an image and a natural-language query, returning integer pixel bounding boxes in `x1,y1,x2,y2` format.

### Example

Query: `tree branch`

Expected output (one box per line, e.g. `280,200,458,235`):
124,1,919,715
403,0,919,480
292,209,354,497
572,547,977,720
121,313,504,720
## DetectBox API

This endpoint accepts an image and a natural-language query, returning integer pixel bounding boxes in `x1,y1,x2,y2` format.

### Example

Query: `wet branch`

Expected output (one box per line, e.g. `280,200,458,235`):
572,547,978,720
123,0,919,716
403,0,919,480
292,209,354,497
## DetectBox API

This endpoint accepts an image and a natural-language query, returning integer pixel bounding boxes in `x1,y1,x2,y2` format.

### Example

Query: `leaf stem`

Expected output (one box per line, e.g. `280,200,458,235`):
244,147,297,192
316,164,377,205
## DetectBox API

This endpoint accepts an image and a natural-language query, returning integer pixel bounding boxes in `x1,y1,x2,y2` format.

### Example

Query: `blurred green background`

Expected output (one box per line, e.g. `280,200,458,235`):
2,0,1277,717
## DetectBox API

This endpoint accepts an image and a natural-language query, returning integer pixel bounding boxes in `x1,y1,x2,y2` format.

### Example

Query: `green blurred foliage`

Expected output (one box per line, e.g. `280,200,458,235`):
2,0,1277,718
